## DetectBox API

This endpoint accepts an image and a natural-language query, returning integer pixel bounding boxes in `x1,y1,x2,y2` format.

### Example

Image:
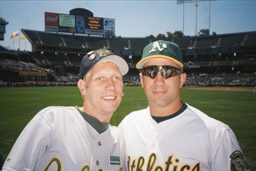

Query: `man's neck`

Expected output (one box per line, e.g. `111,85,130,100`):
149,100,182,117
77,107,109,134
79,106,112,123
151,102,187,123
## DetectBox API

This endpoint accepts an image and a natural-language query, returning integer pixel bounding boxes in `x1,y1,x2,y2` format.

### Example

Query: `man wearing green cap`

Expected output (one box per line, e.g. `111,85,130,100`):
119,40,249,171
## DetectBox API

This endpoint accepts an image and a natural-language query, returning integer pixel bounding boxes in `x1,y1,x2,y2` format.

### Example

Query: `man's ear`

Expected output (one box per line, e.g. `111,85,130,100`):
179,73,187,88
139,73,144,88
77,79,87,96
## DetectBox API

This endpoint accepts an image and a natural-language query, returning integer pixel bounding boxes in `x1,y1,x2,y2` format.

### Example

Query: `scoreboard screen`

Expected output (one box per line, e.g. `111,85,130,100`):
85,17,103,30
59,14,75,28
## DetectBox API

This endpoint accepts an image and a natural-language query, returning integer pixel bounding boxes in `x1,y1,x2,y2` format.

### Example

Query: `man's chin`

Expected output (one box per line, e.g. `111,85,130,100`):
102,106,119,114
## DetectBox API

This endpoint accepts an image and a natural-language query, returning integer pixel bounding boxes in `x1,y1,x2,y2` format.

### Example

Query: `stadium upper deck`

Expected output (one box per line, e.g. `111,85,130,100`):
22,29,256,53
21,28,256,72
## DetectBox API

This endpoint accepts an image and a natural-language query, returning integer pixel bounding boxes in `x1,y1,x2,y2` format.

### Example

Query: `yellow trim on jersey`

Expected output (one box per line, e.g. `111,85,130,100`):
191,162,201,170
136,55,184,69
43,157,62,171
80,164,90,171
137,156,145,170
146,153,157,170
127,156,131,171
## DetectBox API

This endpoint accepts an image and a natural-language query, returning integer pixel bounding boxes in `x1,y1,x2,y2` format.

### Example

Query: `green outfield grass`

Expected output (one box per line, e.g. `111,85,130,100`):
0,86,255,169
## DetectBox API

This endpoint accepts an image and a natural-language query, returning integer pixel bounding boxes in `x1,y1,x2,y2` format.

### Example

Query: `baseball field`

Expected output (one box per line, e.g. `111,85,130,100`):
0,86,255,169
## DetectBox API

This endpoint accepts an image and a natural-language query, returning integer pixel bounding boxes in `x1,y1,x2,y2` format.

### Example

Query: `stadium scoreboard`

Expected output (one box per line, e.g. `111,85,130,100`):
45,12,115,36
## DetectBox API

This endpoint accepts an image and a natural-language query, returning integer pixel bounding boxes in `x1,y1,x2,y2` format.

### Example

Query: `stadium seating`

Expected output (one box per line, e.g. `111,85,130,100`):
1,29,255,87
244,32,256,47
219,33,246,48
195,36,219,49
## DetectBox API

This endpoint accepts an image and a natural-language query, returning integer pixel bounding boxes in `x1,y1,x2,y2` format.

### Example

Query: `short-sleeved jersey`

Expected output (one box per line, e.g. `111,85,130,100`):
3,106,126,171
118,103,249,171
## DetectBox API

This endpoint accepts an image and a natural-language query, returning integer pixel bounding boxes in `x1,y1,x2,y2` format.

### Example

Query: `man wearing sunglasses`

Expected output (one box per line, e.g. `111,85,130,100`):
119,40,249,171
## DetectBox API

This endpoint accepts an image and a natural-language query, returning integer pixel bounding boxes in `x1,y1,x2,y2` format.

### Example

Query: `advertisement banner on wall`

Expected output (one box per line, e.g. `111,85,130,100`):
104,18,115,35
45,12,59,32
76,15,85,34
59,14,75,27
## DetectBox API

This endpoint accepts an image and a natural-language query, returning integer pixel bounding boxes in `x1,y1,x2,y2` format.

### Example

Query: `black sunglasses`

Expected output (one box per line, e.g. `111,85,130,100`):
140,65,182,79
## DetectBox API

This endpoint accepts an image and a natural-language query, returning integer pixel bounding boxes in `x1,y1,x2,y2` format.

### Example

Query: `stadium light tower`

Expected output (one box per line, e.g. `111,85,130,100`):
177,0,216,36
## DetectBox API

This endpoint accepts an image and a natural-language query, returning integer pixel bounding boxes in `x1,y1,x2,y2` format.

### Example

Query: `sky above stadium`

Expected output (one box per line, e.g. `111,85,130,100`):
0,0,256,51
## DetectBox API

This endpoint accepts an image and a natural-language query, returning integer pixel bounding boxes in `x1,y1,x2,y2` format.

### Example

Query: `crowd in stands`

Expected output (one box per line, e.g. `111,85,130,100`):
0,59,54,74
0,80,77,87
53,73,79,82
1,53,255,87
185,72,256,87
1,70,255,87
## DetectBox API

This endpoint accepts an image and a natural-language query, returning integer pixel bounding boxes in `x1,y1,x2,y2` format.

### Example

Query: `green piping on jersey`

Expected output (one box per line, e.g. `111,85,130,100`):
80,164,90,171
77,107,109,134
44,157,62,171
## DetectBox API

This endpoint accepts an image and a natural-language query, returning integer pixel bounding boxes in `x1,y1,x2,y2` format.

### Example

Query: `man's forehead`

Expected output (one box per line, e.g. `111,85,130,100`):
91,61,121,74
143,57,179,67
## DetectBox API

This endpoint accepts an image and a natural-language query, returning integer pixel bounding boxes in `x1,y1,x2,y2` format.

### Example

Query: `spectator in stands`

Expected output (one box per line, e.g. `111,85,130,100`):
118,40,249,170
3,49,129,171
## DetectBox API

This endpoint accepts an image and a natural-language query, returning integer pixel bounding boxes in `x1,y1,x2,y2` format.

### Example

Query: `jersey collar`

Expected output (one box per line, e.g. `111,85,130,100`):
151,101,187,123
76,107,109,134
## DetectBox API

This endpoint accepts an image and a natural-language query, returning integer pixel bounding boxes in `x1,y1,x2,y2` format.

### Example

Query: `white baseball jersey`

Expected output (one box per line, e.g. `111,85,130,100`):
3,106,126,171
118,103,249,171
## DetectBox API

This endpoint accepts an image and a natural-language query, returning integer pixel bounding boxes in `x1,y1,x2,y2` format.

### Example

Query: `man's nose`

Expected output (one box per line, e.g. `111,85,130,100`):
106,78,115,90
154,71,165,83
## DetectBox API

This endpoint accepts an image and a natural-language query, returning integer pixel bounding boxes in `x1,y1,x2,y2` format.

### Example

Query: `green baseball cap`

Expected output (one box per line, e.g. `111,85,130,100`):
136,40,184,69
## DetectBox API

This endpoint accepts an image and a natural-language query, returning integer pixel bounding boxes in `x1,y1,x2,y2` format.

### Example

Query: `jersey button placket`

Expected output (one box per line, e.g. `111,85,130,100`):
94,139,102,168
150,128,158,149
